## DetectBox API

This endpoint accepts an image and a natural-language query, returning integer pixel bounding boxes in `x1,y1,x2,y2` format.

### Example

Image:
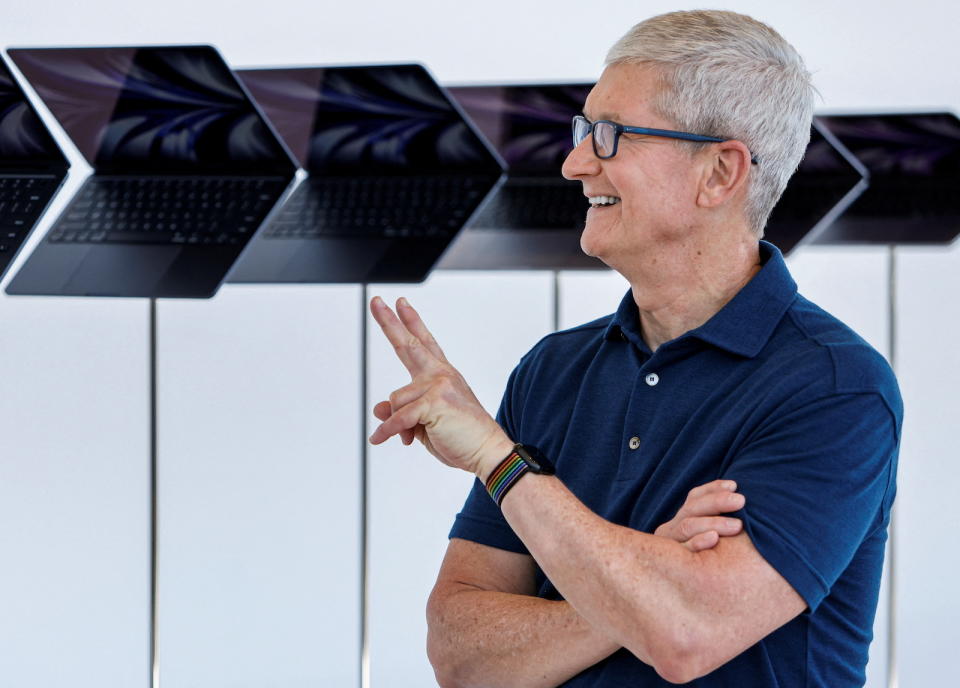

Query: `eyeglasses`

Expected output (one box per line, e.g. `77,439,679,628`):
572,115,758,164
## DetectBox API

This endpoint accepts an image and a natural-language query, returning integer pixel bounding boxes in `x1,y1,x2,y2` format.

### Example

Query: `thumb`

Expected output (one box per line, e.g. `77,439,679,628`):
682,530,719,552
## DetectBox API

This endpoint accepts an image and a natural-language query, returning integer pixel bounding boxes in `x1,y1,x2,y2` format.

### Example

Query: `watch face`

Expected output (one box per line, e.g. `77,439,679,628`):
518,444,555,475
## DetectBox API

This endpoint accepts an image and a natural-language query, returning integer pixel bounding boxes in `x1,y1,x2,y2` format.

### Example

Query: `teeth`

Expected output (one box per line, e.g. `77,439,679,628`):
588,195,621,207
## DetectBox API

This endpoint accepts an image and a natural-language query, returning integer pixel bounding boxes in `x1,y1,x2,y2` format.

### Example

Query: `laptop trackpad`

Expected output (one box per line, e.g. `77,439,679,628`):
283,238,390,282
63,245,179,296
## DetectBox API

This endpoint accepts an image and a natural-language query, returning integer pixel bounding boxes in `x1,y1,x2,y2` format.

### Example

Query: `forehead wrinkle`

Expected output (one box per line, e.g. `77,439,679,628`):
582,86,623,123
586,64,671,128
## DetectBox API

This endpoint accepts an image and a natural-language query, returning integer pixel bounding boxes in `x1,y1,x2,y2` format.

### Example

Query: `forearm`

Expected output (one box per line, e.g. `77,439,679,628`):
500,474,707,673
427,586,620,688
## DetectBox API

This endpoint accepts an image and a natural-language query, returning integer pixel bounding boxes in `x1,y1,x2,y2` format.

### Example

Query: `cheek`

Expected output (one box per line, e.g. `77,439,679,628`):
619,172,693,224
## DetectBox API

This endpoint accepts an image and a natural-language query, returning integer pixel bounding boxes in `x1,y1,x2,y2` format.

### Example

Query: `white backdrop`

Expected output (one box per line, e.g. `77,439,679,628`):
1,1,958,686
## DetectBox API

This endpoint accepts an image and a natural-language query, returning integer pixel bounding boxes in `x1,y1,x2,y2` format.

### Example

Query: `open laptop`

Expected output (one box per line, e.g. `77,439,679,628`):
228,64,504,284
5,45,296,298
0,55,69,282
812,112,960,245
763,119,869,255
439,83,602,269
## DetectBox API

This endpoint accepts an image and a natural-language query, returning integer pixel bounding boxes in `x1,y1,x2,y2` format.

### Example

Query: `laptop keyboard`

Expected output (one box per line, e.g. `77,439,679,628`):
48,176,287,245
470,178,586,230
264,175,489,239
0,175,59,254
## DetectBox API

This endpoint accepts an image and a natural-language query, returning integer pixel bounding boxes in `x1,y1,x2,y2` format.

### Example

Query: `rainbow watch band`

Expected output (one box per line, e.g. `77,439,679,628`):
485,450,529,506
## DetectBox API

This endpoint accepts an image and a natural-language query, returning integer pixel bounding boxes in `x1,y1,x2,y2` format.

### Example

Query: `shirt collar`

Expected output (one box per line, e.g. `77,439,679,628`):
603,241,797,358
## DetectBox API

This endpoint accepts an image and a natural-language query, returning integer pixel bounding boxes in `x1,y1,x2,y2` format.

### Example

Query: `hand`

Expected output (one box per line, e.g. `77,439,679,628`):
654,480,745,552
368,296,514,479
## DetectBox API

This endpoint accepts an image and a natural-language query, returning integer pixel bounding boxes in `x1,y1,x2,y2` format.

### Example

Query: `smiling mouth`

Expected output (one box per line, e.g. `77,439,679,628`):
588,195,621,208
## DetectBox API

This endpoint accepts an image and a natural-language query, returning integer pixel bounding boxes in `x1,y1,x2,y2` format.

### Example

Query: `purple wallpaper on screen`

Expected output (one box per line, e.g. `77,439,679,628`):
242,65,500,174
9,46,292,173
449,84,593,173
0,61,63,163
819,114,960,177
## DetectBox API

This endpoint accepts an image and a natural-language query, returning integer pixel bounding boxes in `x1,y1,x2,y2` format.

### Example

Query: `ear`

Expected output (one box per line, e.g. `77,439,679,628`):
695,140,753,209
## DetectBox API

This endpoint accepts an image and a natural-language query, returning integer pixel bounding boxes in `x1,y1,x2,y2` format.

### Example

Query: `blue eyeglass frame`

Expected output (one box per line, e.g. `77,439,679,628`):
572,115,759,165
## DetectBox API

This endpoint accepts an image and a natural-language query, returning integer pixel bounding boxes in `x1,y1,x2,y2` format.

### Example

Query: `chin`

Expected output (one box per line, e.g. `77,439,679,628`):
579,232,597,258
580,218,612,260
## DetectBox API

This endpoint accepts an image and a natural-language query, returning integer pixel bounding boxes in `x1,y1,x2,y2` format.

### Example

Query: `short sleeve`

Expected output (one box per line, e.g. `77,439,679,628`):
448,364,530,554
727,391,900,611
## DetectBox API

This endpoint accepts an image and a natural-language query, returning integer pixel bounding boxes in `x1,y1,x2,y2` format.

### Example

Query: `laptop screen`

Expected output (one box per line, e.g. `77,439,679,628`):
796,125,866,177
447,84,594,174
0,57,65,168
764,122,867,252
238,64,502,175
8,46,295,175
817,112,960,178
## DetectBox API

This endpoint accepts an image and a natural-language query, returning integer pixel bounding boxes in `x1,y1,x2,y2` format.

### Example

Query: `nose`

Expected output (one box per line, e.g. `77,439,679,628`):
562,136,601,181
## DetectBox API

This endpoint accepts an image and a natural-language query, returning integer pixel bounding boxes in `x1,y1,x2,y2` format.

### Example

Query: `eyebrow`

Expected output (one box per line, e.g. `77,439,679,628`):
582,111,622,123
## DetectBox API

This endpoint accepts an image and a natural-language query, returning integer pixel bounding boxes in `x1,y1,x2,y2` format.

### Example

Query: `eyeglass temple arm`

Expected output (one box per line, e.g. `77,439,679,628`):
619,125,759,165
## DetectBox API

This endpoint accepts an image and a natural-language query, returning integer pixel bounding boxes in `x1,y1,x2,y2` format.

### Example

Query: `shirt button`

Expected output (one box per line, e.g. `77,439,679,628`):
645,372,660,386
628,436,641,450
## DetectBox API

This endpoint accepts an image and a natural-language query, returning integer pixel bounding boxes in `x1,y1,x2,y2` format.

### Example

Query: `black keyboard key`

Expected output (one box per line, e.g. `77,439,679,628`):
50,176,285,245
265,175,491,239
469,179,586,230
104,231,163,243
0,176,58,252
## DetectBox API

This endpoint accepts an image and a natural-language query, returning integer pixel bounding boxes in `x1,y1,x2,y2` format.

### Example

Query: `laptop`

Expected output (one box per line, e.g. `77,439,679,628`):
5,45,297,298
227,63,504,284
763,119,869,255
439,82,603,269
813,112,960,245
0,55,69,282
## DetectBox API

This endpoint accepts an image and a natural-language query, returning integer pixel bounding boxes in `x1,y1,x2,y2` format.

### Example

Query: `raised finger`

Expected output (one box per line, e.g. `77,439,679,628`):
682,489,745,518
370,296,435,376
369,397,431,445
396,298,449,363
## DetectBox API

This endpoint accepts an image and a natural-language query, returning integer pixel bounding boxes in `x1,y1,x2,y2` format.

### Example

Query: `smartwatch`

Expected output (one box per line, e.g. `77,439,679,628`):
485,443,555,506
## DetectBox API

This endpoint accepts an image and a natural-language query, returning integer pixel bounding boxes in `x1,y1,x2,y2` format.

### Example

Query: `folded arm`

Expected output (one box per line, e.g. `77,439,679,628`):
427,539,618,688
499,474,806,683
426,480,749,687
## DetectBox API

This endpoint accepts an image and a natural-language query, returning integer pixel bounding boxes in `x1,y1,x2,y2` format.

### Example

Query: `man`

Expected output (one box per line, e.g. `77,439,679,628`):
369,9,901,686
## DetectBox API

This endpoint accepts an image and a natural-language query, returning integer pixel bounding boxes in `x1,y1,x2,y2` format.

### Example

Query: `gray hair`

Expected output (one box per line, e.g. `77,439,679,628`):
605,10,816,237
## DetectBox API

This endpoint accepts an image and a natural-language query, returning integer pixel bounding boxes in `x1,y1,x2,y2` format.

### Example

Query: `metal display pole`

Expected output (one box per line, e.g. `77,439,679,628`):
359,285,370,688
887,246,898,688
149,298,159,688
553,271,561,332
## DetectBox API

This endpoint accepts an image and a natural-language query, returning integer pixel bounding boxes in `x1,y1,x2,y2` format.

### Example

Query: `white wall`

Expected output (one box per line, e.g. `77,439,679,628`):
156,285,361,688
894,240,960,687
1,1,958,686
0,294,150,686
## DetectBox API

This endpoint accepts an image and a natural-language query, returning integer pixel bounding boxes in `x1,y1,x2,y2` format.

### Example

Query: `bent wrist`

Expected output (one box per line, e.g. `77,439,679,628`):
475,434,517,483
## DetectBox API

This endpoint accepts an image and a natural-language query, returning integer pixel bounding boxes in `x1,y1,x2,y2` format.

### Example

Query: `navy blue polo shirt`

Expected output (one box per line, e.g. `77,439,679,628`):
450,241,902,687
